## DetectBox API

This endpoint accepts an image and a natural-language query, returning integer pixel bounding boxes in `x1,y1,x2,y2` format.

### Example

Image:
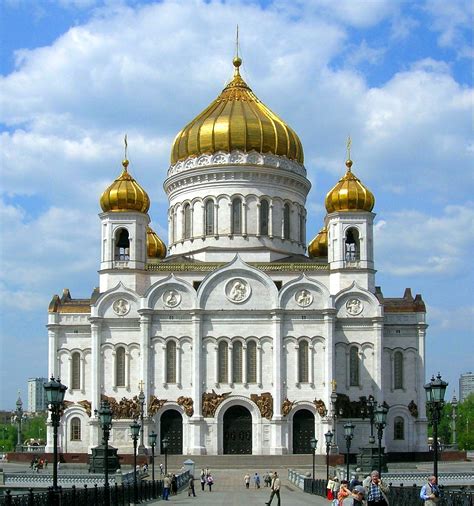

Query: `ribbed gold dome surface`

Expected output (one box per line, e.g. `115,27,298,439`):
171,57,304,165
147,226,167,259
308,227,328,258
100,160,150,213
325,160,375,213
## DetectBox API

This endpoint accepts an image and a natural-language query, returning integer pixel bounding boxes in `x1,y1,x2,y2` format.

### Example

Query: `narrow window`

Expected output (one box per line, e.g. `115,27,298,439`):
116,346,126,387
70,417,81,441
299,210,305,243
71,352,80,390
260,200,269,236
298,341,309,383
166,341,177,383
345,228,360,261
205,200,214,235
183,204,191,239
218,342,228,383
394,417,404,440
231,198,242,234
115,229,130,261
170,210,175,243
349,346,360,386
247,341,257,383
394,351,404,389
232,342,243,383
283,203,290,239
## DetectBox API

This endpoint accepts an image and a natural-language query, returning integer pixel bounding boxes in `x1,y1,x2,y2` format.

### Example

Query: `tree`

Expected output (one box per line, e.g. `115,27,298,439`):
456,393,474,450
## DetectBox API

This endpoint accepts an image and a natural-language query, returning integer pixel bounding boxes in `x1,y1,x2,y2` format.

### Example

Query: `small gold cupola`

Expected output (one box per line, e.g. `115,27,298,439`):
100,159,150,214
147,226,167,259
308,226,328,258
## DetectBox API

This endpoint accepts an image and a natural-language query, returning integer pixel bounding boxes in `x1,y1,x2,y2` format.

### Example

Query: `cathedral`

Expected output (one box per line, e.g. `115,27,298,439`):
46,55,428,458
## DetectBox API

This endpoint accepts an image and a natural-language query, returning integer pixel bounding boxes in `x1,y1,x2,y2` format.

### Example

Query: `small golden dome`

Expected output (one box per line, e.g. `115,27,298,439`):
308,226,328,258
325,160,375,213
171,57,304,165
100,160,150,213
147,226,166,259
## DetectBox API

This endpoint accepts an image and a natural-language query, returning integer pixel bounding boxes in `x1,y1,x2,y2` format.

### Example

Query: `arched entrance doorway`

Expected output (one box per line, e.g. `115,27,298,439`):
293,409,315,454
223,405,252,455
160,409,183,454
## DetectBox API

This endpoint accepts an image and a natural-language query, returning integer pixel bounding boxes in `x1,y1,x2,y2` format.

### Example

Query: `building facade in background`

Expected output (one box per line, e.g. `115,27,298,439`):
28,378,48,413
459,372,474,402
46,57,428,457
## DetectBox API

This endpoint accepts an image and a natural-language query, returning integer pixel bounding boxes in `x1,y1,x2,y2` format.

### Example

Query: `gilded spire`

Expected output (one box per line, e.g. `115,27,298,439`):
123,134,128,168
346,136,353,170
233,25,242,76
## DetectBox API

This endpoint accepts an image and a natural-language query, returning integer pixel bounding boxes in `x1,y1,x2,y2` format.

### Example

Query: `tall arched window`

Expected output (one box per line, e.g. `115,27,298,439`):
71,352,80,390
299,210,305,244
345,228,360,261
170,210,175,243
116,346,126,387
247,341,257,383
115,228,130,260
232,342,243,383
166,341,177,383
394,416,404,440
283,203,290,239
218,342,228,383
231,198,242,234
205,200,214,235
394,351,404,389
349,346,360,386
70,417,81,441
183,204,191,239
260,200,269,236
298,341,309,383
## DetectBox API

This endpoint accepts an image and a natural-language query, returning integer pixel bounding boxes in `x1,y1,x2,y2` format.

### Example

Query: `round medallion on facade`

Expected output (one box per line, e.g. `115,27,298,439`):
346,298,363,316
225,279,251,303
163,289,181,307
113,298,130,316
295,289,313,307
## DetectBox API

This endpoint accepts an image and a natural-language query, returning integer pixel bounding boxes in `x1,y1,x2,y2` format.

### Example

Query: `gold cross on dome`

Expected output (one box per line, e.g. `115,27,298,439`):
138,380,145,392
346,136,352,160
124,134,128,160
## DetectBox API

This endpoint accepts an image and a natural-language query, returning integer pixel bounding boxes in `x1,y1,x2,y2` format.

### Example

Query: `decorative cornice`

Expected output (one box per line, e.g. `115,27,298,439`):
147,261,329,272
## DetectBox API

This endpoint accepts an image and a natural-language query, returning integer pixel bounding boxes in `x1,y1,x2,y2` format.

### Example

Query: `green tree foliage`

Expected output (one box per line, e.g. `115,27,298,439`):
23,414,47,444
0,424,16,452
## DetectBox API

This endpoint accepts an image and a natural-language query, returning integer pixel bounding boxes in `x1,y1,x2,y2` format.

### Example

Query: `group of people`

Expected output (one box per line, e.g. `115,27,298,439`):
243,470,281,505
199,468,215,492
327,470,441,505
30,457,47,472
162,473,179,500
244,472,263,489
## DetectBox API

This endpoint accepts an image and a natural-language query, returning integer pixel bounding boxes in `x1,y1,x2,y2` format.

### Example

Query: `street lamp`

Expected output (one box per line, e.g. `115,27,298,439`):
374,403,389,476
310,436,318,481
451,394,458,448
97,400,113,506
424,373,448,481
130,419,141,504
330,388,338,452
366,395,377,444
44,377,67,501
343,421,355,481
148,431,157,488
324,430,333,482
162,436,169,475
138,387,146,455
13,395,25,452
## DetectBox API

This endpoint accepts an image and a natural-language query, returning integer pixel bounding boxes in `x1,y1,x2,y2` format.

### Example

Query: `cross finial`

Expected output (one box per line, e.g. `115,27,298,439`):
346,135,352,161
124,134,128,160
331,379,337,392
236,24,239,59
138,380,145,392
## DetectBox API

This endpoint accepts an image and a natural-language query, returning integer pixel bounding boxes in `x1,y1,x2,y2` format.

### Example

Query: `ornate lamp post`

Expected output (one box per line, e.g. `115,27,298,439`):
310,436,318,481
97,400,113,506
424,373,448,481
374,403,389,476
148,431,157,489
330,385,339,453
324,430,333,482
366,395,377,444
13,395,25,452
343,421,355,481
44,377,67,501
130,419,141,504
138,386,146,455
162,436,169,475
451,394,458,448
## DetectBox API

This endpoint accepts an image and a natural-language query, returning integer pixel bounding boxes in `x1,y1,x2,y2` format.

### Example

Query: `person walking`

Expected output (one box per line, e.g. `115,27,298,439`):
160,463,164,475
337,480,351,504
171,473,178,495
420,476,441,505
265,471,281,506
188,475,197,497
363,470,389,506
207,473,214,491
200,470,206,491
163,474,171,501
244,473,250,489
254,472,261,489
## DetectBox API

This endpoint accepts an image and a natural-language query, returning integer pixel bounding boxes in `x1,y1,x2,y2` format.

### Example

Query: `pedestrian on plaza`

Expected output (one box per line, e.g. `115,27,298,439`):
171,473,178,495
44,459,48,469
363,470,389,506
244,473,250,489
200,470,206,491
205,466,210,476
265,471,281,506
352,485,367,505
254,472,261,489
207,473,214,491
420,476,441,505
263,472,270,487
188,475,197,497
160,463,164,475
163,474,171,501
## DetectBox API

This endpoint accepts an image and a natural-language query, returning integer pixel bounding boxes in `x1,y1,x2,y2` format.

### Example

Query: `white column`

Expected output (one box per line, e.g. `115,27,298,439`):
373,318,384,398
214,202,219,237
80,354,86,394
228,345,233,385
140,313,151,401
176,343,182,387
126,350,131,390
295,344,300,385
417,324,427,417
162,344,167,387
324,310,336,408
242,344,248,386
389,350,394,392
309,344,314,386
201,203,206,237
269,204,274,238
242,202,247,236
214,345,219,386
271,311,286,454
47,321,59,378
90,319,102,414
190,206,194,238
345,348,350,389
257,344,262,387
256,203,261,237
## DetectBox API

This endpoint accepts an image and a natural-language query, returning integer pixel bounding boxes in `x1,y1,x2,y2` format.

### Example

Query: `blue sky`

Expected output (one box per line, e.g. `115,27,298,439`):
0,0,472,410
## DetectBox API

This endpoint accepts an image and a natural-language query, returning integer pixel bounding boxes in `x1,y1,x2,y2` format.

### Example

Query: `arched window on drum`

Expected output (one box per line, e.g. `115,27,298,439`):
345,228,360,261
166,341,177,383
231,198,242,235
232,342,243,383
218,342,229,383
283,203,290,239
247,341,257,383
116,346,126,387
205,200,214,236
349,346,360,386
70,417,81,441
394,351,404,389
260,200,269,236
183,203,191,239
394,416,404,440
115,228,130,261
71,352,80,390
298,341,309,383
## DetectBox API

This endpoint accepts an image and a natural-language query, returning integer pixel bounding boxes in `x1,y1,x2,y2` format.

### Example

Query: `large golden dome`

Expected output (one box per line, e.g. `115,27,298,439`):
308,226,328,258
147,226,166,259
100,160,150,213
325,160,375,213
171,57,304,165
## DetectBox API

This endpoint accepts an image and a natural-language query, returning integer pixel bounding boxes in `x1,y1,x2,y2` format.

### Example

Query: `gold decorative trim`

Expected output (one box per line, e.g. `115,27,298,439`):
250,392,273,420
147,262,328,272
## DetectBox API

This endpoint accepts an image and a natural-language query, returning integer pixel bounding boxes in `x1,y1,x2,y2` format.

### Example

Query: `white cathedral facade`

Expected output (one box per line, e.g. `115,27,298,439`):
46,56,428,458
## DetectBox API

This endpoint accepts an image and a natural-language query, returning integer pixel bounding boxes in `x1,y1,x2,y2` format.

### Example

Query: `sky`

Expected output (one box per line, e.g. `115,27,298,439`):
0,0,472,410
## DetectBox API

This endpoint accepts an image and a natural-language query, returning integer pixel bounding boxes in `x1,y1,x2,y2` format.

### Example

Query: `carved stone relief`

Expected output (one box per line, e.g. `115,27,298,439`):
177,396,194,417
225,279,250,303
408,400,419,418
113,298,130,316
202,390,231,418
163,290,181,308
148,396,167,416
250,392,273,420
346,298,363,316
281,398,294,417
314,399,328,417
295,289,313,307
